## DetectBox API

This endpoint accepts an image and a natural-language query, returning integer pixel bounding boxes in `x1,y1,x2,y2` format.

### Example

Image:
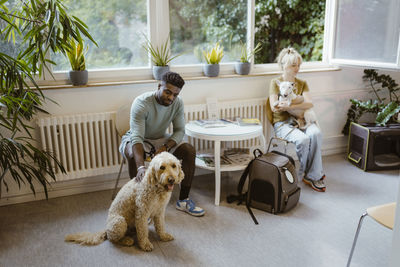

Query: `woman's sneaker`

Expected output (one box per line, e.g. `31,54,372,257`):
176,198,205,217
303,176,326,192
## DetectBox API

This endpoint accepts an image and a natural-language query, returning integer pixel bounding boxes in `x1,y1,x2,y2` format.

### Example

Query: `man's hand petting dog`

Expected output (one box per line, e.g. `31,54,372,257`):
135,166,146,182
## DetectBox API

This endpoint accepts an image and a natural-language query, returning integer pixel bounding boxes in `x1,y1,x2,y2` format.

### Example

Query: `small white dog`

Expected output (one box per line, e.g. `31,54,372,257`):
65,152,184,251
275,80,318,129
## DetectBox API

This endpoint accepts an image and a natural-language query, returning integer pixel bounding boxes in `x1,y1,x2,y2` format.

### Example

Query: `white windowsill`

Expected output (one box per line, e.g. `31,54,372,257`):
36,63,341,90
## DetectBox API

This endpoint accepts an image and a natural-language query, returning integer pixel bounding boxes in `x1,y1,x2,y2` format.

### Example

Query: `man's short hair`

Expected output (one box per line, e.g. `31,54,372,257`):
161,71,185,89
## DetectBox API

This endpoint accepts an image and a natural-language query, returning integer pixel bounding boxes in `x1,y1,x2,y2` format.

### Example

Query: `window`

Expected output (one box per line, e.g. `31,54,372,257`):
169,0,248,64
12,0,397,84
254,0,326,64
330,0,400,68
52,0,148,71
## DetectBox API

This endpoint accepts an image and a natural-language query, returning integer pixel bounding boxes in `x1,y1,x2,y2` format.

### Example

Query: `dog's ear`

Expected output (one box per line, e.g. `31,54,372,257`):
275,80,281,86
147,165,158,185
178,166,184,183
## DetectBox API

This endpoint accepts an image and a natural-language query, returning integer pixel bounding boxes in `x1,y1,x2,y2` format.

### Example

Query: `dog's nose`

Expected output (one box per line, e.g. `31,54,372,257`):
168,177,175,184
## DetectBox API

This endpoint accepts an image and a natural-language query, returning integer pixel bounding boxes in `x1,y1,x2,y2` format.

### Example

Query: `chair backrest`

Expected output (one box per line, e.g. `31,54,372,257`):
115,102,132,137
266,97,274,125
367,202,396,229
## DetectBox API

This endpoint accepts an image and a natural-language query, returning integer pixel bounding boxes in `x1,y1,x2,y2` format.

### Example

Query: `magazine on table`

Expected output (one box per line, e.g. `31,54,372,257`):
236,118,261,126
196,153,232,167
224,148,253,165
193,119,231,128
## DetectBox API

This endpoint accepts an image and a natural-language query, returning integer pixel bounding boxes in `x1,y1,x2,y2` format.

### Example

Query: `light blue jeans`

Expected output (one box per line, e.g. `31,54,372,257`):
273,120,324,181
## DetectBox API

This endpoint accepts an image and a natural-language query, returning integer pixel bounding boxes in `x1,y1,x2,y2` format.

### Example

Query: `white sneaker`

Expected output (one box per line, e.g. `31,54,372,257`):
176,198,205,217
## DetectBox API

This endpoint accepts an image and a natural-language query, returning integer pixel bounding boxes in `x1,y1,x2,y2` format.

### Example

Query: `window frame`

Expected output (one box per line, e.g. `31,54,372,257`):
327,0,400,69
39,0,336,86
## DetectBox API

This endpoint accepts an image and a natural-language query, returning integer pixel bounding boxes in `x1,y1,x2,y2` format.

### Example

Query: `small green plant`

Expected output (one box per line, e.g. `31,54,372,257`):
239,41,262,63
203,42,224,64
66,37,88,71
143,34,179,66
342,69,400,134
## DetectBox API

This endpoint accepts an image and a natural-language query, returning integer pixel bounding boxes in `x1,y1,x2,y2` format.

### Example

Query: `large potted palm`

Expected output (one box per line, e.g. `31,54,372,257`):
67,36,89,86
143,34,179,80
0,0,96,198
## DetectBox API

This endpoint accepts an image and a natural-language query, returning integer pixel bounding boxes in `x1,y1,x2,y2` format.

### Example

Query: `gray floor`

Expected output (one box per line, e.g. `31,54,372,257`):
0,154,398,267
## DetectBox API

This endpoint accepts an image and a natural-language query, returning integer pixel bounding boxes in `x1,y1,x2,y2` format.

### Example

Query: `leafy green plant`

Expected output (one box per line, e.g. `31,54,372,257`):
342,69,400,134
239,41,262,63
203,42,224,64
66,37,88,71
0,0,96,198
142,34,179,66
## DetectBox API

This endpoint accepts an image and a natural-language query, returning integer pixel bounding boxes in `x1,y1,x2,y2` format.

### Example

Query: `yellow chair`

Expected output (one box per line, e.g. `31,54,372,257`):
111,103,132,200
266,97,292,154
347,202,396,267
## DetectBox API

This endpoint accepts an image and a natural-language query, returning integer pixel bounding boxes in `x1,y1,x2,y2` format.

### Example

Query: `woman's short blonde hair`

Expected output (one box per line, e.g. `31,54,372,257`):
276,47,303,70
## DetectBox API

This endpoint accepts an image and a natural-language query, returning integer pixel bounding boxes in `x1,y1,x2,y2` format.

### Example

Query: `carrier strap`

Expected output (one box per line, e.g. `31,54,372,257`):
246,203,259,225
237,148,263,194
226,161,253,205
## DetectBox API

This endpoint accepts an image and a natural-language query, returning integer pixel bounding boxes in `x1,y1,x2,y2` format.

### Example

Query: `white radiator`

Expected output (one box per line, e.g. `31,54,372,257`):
37,112,122,181
37,97,269,181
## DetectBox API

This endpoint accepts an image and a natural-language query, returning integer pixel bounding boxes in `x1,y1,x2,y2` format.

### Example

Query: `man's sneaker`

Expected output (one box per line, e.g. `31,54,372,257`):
303,176,326,192
176,198,205,217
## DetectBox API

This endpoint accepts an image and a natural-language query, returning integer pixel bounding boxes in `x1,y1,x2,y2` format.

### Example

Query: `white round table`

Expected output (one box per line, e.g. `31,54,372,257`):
185,122,266,205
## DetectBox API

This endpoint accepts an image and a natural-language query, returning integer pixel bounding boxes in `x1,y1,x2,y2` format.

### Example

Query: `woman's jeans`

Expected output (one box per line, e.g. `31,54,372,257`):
273,120,324,181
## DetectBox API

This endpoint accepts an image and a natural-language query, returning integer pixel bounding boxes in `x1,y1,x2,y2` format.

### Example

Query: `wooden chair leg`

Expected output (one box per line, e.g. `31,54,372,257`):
111,158,125,200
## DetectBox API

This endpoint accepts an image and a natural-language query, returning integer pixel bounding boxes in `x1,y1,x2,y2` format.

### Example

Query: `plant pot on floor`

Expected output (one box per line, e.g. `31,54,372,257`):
203,64,220,77
69,70,88,86
234,62,251,75
153,65,170,80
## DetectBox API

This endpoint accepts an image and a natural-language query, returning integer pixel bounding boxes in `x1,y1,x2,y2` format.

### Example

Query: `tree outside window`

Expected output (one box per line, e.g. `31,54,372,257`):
169,0,247,64
254,0,325,64
52,0,148,71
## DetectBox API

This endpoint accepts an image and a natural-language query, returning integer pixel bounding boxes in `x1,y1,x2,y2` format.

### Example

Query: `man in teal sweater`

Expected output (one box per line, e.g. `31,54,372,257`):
119,72,204,217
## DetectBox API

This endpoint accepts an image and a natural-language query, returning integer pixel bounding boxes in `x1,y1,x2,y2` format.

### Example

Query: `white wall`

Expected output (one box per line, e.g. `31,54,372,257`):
1,66,399,205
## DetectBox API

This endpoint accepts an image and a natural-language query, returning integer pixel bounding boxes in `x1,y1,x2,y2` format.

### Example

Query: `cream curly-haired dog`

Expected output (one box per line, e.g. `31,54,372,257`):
65,152,184,251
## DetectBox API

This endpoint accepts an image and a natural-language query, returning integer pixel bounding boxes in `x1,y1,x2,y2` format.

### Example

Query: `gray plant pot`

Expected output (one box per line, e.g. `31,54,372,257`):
203,64,220,77
153,65,170,80
234,62,251,75
69,70,88,86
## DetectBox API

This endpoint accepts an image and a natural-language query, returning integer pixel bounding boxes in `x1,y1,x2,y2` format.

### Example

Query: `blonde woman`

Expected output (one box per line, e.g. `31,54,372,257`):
269,47,326,192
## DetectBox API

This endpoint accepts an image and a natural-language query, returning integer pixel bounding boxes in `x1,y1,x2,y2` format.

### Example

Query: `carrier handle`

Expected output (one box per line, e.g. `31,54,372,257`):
253,148,263,158
348,152,361,163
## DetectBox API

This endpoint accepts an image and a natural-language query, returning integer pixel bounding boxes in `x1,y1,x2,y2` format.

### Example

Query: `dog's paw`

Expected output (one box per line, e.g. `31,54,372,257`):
120,236,134,246
139,240,154,252
159,233,174,242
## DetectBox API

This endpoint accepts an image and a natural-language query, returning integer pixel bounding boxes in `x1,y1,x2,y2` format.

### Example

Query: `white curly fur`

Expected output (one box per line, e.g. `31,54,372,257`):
275,80,318,129
65,152,184,251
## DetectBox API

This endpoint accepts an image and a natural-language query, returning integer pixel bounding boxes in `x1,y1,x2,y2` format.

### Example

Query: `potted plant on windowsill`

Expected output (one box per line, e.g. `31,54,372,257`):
143,34,179,80
66,36,89,86
342,69,400,135
234,41,262,75
203,42,224,77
